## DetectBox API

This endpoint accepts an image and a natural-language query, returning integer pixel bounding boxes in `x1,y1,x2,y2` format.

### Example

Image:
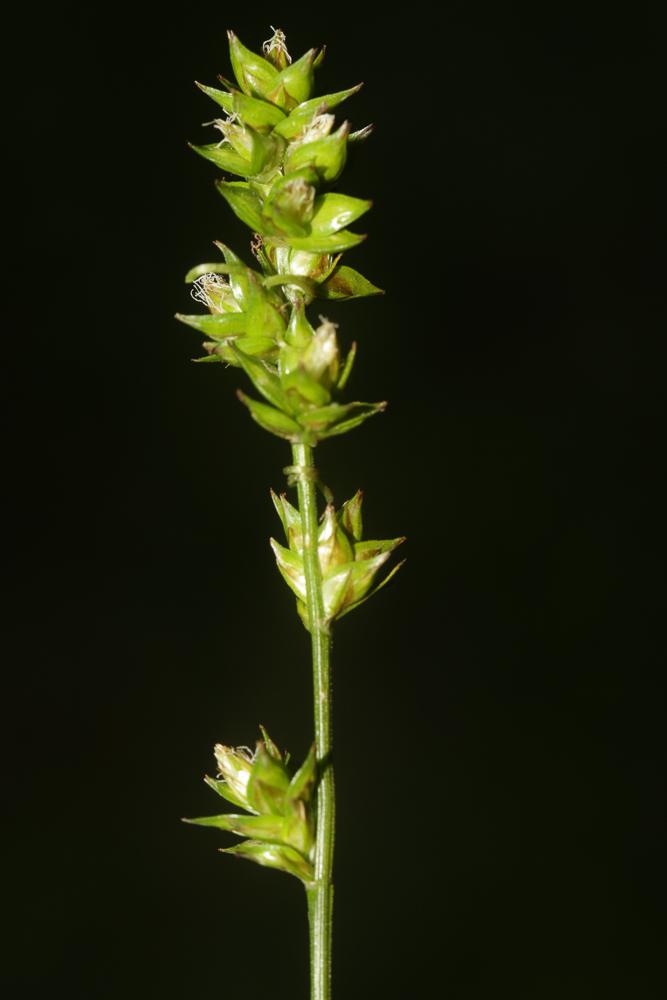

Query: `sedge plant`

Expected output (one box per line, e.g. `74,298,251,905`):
177,27,404,1000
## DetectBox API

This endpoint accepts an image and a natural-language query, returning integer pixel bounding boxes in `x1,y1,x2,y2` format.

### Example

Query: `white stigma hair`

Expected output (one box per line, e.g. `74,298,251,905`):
262,26,291,64
191,273,228,310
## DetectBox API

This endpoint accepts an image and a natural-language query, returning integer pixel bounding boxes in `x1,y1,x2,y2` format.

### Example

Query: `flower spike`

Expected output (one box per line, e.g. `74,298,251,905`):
180,32,404,999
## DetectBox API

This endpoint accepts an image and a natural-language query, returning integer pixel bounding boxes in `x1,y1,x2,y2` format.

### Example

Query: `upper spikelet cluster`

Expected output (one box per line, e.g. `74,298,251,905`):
176,28,385,446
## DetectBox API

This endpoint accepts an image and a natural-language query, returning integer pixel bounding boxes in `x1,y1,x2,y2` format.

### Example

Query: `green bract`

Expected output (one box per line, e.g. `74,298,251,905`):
176,27,384,447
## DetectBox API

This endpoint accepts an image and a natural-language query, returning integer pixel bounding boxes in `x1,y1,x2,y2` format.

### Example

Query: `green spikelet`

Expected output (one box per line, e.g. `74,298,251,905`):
184,732,316,882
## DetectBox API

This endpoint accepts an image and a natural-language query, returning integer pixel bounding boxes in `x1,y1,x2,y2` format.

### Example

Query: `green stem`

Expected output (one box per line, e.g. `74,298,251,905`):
291,442,334,1000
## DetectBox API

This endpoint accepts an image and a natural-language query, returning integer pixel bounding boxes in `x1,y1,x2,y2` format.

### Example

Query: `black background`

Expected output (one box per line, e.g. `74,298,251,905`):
7,3,666,997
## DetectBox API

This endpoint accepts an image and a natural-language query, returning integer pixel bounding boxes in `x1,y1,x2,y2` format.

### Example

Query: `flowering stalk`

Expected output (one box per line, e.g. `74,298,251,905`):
292,440,334,1000
178,27,404,999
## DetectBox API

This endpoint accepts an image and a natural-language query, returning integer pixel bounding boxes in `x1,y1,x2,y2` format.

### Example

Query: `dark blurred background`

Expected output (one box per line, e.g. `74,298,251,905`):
6,2,665,997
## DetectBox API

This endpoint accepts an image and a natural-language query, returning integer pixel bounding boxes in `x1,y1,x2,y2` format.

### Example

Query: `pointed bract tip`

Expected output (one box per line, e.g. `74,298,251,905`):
217,73,237,90
348,122,373,141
